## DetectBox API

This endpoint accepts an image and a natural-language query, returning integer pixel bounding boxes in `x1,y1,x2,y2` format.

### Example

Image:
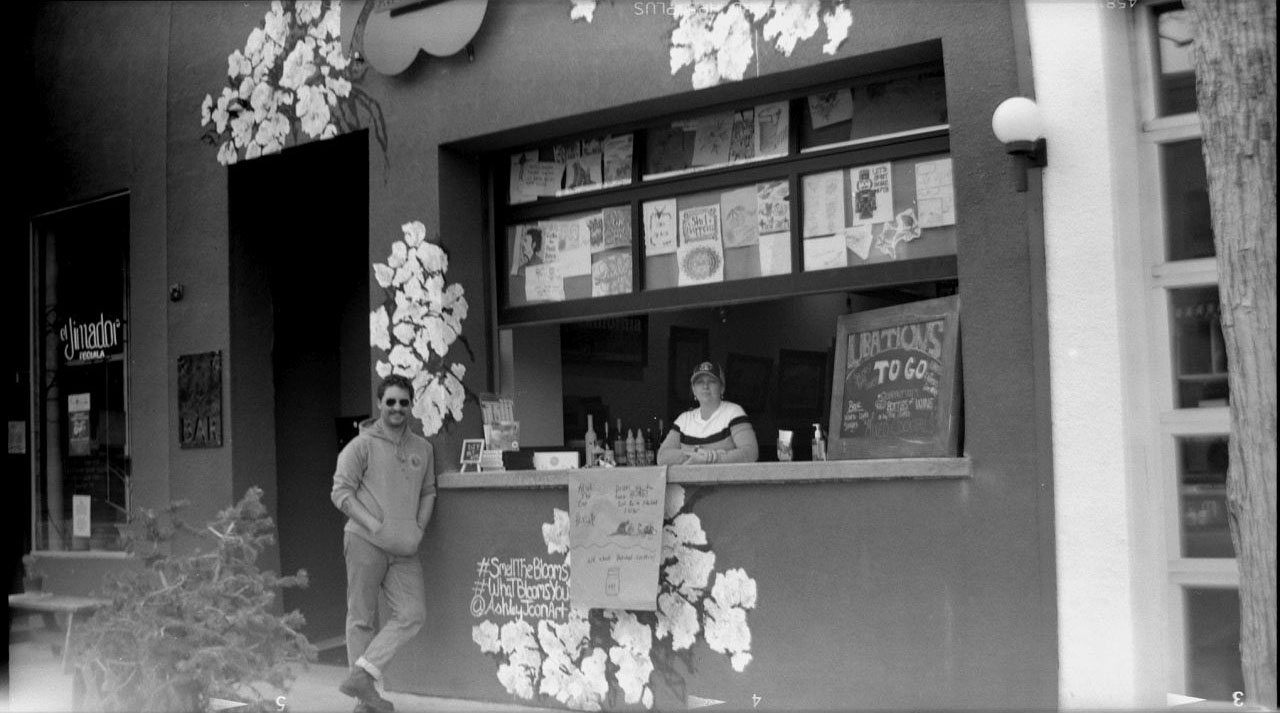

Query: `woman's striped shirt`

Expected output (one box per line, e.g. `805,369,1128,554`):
672,401,752,450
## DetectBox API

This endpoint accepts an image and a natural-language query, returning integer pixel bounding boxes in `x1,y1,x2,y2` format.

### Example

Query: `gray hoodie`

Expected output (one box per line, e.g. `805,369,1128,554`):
331,418,435,557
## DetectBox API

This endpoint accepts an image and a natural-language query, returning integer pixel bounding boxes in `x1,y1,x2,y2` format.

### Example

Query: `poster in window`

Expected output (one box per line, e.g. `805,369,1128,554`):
872,208,922,260
827,296,961,459
592,252,633,297
601,207,632,252
691,113,733,167
677,241,725,286
565,153,602,191
679,205,720,245
68,392,91,456
728,109,755,163
178,351,224,449
720,186,758,248
754,101,789,158
914,157,955,227
808,89,853,129
602,134,633,185
850,162,893,226
643,199,677,256
510,223,547,276
757,180,790,235
803,171,844,238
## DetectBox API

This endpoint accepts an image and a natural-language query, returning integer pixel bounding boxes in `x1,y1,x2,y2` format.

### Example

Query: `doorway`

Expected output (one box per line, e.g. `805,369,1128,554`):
228,131,369,650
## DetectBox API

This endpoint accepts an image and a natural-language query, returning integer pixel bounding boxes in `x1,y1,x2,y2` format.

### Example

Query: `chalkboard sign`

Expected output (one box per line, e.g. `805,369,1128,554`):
827,295,960,459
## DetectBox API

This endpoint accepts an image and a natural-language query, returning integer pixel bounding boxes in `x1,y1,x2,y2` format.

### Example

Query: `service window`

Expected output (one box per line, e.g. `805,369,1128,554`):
488,58,962,460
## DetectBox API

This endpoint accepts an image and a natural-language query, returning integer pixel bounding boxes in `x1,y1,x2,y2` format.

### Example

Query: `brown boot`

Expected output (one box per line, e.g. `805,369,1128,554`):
339,667,394,713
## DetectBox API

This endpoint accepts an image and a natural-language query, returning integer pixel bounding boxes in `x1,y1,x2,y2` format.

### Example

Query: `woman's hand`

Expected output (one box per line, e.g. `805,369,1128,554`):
681,448,718,465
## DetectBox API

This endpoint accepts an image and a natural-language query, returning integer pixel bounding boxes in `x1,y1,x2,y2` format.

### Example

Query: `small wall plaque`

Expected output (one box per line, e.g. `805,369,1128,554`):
178,351,223,448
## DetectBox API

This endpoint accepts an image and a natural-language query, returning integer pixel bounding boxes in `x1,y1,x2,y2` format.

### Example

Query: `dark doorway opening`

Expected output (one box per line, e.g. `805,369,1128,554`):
228,131,369,653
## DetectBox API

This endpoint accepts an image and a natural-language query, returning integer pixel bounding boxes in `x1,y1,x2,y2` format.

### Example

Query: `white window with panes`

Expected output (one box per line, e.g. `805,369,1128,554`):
1133,1,1242,701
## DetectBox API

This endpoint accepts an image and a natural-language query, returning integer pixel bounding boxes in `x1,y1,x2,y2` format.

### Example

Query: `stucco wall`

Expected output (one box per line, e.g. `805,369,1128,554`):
18,2,172,544
1024,1,1159,708
17,0,1062,707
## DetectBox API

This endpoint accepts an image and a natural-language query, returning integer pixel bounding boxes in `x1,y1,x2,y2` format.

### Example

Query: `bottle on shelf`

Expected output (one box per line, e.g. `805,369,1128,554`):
811,423,827,461
626,429,637,467
614,419,626,465
637,429,649,466
644,424,656,465
585,415,598,467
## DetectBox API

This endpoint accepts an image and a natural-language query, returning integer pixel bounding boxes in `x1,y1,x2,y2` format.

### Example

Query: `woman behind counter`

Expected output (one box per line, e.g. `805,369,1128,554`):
658,361,759,465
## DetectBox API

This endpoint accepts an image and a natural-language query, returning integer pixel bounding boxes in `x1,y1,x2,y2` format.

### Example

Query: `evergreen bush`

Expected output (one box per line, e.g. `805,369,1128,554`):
72,487,316,712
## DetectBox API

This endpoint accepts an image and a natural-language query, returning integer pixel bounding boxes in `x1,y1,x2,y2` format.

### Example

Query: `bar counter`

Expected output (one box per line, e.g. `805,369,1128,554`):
439,456,971,488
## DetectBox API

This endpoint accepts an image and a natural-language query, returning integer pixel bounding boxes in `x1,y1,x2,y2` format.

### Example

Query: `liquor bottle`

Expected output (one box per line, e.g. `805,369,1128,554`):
637,429,648,466
644,426,656,466
614,419,626,465
585,415,598,467
626,429,637,467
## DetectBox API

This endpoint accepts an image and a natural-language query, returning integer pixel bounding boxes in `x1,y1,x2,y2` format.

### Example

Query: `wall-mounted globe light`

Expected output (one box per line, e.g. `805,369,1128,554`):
992,97,1048,192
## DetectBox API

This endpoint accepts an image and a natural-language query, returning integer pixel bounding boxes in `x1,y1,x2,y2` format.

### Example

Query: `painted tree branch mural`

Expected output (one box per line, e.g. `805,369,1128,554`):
571,0,854,89
369,221,472,437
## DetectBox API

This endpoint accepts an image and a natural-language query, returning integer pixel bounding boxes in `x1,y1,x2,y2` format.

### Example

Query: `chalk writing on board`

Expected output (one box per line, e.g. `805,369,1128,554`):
470,556,570,621
841,318,946,439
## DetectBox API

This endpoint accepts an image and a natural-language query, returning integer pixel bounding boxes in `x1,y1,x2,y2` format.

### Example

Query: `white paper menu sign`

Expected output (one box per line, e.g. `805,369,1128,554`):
568,467,667,611
73,494,92,538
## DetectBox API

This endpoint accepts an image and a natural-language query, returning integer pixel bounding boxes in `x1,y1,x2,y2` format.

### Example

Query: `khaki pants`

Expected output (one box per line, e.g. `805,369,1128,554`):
344,531,426,678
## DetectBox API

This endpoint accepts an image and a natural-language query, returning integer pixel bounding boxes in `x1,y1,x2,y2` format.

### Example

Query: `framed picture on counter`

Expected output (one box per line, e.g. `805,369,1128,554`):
827,295,961,459
460,438,485,472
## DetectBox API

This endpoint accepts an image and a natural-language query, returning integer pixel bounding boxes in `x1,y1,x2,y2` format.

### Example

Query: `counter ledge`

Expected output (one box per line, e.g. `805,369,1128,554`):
438,457,971,489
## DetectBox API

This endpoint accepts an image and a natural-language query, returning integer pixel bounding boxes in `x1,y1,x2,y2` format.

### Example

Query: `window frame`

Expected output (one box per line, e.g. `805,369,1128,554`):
488,67,957,328
1132,0,1238,700
28,191,132,553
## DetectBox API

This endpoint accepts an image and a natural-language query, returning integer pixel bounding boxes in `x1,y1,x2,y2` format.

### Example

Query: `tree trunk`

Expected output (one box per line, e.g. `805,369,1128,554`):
1184,0,1277,708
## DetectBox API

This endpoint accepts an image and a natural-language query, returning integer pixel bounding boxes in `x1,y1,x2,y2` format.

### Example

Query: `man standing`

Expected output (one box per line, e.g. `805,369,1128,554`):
331,374,435,713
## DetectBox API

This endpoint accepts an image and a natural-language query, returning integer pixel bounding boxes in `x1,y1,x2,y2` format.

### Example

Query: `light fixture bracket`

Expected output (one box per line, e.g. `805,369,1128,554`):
1006,138,1048,168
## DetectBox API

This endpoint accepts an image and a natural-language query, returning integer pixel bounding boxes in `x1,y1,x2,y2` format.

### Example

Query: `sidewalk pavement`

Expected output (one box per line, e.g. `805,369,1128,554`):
5,639,556,713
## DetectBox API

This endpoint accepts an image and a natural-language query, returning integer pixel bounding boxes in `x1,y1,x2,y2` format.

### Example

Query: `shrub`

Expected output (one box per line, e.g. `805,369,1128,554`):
73,487,316,712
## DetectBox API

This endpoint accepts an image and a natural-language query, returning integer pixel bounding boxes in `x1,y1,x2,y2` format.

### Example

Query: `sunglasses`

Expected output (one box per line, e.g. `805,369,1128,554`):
384,398,412,407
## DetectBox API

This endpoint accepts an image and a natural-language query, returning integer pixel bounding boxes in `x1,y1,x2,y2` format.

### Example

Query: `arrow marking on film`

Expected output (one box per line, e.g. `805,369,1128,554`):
1166,693,1207,707
686,694,726,709
209,699,248,711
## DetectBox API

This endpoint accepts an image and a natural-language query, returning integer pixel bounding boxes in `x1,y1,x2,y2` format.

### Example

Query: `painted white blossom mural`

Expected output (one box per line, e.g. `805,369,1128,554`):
571,0,853,89
369,221,471,436
200,0,388,166
472,486,758,710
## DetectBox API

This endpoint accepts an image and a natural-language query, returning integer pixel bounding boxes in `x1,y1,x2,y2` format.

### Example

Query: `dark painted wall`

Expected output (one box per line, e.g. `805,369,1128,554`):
17,0,1055,707
404,483,1051,710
